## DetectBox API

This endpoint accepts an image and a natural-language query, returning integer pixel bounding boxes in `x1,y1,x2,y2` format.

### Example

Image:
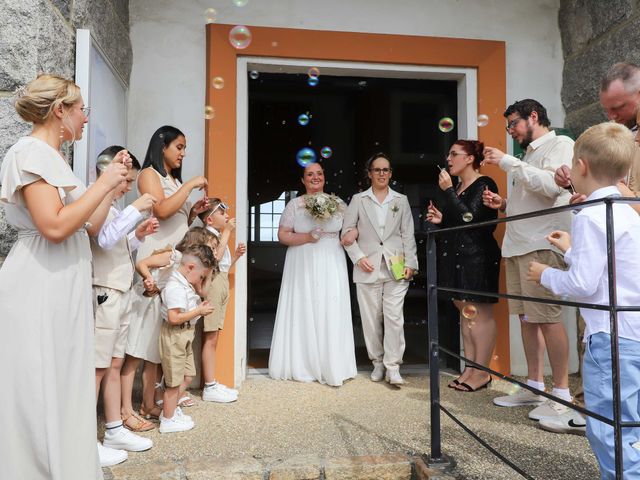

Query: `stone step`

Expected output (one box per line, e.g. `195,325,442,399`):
103,452,456,480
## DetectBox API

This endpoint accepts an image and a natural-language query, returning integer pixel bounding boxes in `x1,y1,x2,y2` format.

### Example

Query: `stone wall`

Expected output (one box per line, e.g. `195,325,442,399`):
0,0,132,259
559,0,640,135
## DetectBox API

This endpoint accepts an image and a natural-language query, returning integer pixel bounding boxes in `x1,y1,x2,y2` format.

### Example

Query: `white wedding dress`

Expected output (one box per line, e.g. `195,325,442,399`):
268,195,357,386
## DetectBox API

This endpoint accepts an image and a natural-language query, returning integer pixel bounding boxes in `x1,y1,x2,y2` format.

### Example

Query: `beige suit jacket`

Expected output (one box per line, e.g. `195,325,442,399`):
341,189,418,284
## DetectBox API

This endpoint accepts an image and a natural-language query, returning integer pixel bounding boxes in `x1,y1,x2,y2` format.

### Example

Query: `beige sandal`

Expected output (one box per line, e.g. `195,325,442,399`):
139,404,162,420
122,412,155,432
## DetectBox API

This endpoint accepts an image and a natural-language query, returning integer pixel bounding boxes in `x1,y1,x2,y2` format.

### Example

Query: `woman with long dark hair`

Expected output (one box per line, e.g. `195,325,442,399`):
427,139,501,392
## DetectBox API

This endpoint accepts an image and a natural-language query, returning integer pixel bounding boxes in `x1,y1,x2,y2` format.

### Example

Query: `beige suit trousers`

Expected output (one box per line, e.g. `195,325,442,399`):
356,261,409,371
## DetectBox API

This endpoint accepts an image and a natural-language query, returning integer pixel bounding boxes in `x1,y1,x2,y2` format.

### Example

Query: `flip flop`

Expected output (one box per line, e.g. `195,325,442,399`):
178,394,195,408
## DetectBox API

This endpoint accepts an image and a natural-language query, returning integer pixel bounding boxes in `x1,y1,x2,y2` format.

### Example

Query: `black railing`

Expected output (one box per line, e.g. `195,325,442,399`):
424,196,640,480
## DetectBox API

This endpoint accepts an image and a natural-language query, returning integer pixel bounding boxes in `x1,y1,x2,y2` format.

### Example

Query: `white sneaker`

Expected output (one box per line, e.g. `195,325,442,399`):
103,427,153,452
370,364,385,382
202,383,238,403
159,414,194,433
218,382,239,396
493,389,544,407
529,399,571,421
175,406,193,423
539,410,586,436
97,441,128,467
385,370,404,385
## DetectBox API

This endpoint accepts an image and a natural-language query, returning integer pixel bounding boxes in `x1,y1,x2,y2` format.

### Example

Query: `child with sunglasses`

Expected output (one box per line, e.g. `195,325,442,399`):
198,199,246,402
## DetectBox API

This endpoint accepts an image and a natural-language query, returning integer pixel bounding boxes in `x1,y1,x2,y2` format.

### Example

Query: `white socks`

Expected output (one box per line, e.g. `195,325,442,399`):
105,420,124,435
526,379,545,392
552,387,572,402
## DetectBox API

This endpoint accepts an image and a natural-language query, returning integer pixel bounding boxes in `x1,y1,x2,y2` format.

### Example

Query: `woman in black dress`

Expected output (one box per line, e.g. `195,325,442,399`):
427,139,500,392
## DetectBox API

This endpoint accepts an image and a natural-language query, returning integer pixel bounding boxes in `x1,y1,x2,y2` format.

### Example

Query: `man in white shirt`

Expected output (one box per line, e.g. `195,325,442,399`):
528,122,640,478
482,99,574,421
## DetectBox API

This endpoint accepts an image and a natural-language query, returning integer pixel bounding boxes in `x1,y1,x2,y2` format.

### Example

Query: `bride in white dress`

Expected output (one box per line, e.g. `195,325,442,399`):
268,162,357,386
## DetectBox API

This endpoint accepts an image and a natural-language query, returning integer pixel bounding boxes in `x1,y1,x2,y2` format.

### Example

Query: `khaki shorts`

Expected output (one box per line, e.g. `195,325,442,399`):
93,287,132,368
203,272,229,332
505,250,566,324
158,321,196,388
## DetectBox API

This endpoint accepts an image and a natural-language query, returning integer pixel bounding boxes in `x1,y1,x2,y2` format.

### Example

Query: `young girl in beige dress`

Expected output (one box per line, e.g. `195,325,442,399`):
0,74,128,480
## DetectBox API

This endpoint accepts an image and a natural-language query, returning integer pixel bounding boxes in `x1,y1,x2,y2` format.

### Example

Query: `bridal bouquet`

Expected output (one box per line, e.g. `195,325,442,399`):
303,192,344,221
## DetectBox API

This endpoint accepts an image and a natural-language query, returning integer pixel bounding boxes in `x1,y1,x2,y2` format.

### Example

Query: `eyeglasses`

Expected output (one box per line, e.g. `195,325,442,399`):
505,117,523,132
370,168,392,175
447,151,467,158
80,106,91,117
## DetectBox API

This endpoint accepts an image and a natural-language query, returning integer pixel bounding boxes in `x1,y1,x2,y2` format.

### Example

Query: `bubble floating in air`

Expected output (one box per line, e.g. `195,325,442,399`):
308,76,319,87
204,8,217,23
229,25,252,49
212,77,225,89
477,114,490,127
308,67,320,78
249,70,259,80
321,146,333,159
204,106,215,120
462,212,473,222
298,113,310,126
462,305,478,319
296,147,317,167
438,117,455,133
233,0,248,6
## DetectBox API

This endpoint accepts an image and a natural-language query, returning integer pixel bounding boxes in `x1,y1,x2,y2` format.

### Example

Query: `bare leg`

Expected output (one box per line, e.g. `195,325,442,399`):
520,316,545,383
96,367,108,405
141,361,159,413
201,331,219,384
540,322,570,389
103,357,124,423
453,300,475,385
162,386,180,420
120,354,141,416
178,376,193,401
459,303,496,389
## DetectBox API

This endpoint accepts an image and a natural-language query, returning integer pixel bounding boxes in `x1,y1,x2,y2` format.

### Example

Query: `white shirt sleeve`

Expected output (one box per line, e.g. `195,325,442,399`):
127,231,142,252
499,141,573,198
161,280,189,313
97,205,143,250
540,215,606,298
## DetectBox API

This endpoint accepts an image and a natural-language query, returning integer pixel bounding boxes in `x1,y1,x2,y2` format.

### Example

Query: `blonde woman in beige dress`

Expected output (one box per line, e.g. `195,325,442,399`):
0,75,128,479
121,126,209,420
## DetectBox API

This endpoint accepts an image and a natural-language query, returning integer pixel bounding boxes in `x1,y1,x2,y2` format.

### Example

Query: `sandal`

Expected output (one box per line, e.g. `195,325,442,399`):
139,404,162,420
447,378,461,389
178,393,195,408
122,412,155,432
455,377,492,392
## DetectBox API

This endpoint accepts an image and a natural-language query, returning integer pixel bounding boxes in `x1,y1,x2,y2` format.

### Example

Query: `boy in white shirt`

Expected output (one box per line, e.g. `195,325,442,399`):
198,199,246,402
90,146,160,466
528,122,640,478
159,244,216,433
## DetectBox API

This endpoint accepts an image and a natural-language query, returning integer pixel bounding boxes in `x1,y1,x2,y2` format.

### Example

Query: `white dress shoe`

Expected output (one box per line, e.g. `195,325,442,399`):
370,364,385,382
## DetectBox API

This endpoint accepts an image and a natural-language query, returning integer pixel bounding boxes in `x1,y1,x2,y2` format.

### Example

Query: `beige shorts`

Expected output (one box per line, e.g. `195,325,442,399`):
158,321,196,388
505,250,566,324
93,286,132,368
203,272,229,332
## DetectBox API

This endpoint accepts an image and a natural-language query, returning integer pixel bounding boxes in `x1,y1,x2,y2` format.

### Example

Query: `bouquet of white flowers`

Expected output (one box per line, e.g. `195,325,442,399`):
303,192,344,221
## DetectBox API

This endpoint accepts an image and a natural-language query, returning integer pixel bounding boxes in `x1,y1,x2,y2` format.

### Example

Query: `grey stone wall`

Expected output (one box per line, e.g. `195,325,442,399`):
0,0,132,258
559,0,640,135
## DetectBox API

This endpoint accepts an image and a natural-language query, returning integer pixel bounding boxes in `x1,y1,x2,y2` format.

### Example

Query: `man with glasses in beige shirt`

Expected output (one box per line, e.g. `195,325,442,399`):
482,99,574,423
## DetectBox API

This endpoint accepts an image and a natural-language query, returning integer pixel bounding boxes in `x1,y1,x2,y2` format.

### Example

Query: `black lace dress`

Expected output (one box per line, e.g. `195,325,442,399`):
436,176,501,303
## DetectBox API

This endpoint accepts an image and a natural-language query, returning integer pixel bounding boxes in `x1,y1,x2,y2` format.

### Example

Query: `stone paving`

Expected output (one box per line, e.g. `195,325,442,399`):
102,372,598,479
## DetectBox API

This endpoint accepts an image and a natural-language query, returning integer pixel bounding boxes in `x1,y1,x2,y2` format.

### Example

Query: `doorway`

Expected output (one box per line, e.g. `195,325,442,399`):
245,69,461,370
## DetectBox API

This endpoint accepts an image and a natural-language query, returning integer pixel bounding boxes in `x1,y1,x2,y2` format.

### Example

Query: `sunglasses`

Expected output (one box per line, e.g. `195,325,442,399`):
207,202,229,219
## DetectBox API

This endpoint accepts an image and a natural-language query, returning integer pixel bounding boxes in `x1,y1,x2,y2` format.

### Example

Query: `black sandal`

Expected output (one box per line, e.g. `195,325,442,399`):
455,377,492,392
447,378,461,388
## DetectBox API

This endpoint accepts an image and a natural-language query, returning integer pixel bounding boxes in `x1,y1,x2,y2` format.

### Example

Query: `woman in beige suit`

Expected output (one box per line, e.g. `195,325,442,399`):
341,153,418,385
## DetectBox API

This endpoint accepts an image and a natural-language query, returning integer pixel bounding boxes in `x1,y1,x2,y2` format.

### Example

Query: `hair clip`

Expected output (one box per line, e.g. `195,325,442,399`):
13,85,27,99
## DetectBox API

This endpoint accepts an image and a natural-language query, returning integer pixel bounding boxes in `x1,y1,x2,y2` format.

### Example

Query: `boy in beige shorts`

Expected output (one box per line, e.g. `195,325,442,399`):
90,147,159,466
159,244,216,433
198,199,246,403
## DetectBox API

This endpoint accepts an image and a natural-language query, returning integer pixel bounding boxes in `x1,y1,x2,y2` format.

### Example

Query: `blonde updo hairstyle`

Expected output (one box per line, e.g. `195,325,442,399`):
14,74,81,124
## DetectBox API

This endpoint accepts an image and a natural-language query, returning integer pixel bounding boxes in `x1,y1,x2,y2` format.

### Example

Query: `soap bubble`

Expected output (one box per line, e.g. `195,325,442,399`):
308,76,319,87
462,212,473,222
204,106,215,120
232,0,248,6
205,8,217,23
358,80,367,88
298,113,310,126
249,70,259,80
477,114,490,127
229,25,252,49
296,148,316,167
462,304,478,320
321,146,333,159
250,258,256,264
308,67,320,78
438,117,455,133
212,76,225,89
96,154,111,172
